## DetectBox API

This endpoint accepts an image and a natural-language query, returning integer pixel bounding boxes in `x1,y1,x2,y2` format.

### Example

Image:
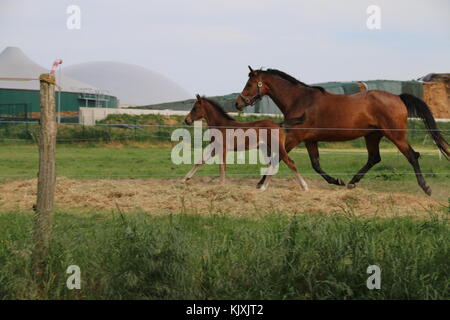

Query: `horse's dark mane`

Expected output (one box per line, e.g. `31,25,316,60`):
253,68,325,93
202,97,235,121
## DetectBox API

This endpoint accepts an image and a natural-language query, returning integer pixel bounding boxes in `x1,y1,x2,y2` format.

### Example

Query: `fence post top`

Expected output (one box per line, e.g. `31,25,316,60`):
39,73,56,85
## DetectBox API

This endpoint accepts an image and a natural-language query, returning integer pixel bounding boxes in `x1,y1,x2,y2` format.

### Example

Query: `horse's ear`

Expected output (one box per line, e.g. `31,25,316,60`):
248,65,257,77
196,94,201,102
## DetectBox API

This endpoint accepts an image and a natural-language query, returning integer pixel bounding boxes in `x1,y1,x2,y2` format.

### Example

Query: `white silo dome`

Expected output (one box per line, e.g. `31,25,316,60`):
62,61,191,105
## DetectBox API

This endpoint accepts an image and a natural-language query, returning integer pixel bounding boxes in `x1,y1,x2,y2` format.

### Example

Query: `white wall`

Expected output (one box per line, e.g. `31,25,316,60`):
79,107,280,125
79,107,190,125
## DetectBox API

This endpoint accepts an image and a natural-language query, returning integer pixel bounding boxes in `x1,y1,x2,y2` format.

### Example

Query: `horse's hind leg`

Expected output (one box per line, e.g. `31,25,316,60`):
385,133,431,196
305,141,345,186
347,132,382,189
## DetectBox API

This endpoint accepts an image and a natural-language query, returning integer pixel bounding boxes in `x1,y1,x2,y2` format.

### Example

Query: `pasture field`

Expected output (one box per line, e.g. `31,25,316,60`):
0,118,449,300
0,142,449,183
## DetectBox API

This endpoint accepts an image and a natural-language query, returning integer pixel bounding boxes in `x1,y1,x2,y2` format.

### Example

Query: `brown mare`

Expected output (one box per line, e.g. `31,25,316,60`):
183,95,308,191
235,66,450,195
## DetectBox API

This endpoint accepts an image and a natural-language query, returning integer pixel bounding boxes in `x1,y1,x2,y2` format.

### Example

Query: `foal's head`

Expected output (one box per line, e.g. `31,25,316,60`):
185,94,207,125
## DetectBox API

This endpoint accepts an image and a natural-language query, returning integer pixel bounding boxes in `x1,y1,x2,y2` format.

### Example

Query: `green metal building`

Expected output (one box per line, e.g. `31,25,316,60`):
0,47,118,121
141,79,423,117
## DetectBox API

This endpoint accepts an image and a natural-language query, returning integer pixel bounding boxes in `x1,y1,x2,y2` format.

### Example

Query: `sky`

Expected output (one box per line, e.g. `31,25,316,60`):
1,0,449,96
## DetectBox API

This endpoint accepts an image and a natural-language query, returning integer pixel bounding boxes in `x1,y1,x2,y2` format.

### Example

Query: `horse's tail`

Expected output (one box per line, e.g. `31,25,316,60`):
399,93,450,160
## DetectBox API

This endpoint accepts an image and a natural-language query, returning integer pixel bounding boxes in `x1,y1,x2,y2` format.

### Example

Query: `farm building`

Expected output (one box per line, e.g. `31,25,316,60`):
141,76,450,119
0,47,118,121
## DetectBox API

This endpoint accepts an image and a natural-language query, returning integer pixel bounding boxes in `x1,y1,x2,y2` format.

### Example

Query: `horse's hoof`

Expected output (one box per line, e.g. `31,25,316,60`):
337,178,346,186
424,186,432,196
257,184,267,191
347,183,356,189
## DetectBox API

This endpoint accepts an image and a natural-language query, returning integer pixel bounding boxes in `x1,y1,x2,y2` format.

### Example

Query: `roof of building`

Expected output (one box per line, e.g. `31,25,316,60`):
0,47,99,93
62,61,191,105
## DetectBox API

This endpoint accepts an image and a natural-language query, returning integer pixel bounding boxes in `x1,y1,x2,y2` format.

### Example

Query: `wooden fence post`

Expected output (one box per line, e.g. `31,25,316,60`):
32,73,57,289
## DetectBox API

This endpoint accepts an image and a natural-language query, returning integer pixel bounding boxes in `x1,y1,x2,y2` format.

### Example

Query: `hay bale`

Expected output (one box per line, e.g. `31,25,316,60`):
422,73,450,119
423,81,450,119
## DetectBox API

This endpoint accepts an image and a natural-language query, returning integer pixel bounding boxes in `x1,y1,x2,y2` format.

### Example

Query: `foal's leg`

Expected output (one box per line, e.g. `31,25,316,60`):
219,147,227,184
258,163,274,191
182,162,204,182
305,141,345,186
280,148,308,191
259,152,277,191
257,144,272,190
257,133,300,188
347,132,383,189
182,150,215,182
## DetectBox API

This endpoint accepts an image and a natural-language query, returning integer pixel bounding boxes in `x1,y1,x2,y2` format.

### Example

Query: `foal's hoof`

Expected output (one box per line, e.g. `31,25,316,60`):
337,178,346,186
347,183,356,189
256,183,267,191
424,186,432,196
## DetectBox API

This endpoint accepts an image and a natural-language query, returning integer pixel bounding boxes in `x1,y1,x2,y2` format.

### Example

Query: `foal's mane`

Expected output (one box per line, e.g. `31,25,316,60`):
253,68,325,93
202,97,235,121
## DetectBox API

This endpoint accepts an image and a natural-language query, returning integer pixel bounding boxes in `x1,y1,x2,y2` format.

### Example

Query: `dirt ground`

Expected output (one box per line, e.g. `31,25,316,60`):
0,177,445,217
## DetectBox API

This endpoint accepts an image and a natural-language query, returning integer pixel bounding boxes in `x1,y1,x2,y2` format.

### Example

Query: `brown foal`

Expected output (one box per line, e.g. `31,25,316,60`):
183,95,308,191
235,66,449,195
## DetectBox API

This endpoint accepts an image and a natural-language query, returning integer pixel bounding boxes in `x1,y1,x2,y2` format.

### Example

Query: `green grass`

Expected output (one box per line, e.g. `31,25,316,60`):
0,143,448,183
1,117,448,183
0,211,448,299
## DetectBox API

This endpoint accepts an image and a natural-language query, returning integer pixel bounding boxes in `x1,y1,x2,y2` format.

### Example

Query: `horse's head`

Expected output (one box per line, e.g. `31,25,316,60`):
185,94,207,125
235,66,267,111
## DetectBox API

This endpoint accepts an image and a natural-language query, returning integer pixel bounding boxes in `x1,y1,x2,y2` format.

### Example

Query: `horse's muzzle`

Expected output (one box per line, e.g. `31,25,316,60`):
234,96,247,111
235,102,244,111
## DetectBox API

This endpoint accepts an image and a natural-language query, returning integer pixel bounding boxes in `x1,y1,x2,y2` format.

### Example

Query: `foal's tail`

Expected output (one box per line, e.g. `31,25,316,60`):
399,93,450,160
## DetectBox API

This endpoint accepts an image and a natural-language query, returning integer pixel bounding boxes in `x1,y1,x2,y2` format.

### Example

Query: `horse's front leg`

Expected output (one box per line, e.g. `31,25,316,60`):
305,141,345,186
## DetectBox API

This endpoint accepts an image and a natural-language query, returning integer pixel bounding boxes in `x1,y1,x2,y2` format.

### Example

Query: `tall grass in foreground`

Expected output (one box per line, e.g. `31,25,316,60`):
0,211,448,299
